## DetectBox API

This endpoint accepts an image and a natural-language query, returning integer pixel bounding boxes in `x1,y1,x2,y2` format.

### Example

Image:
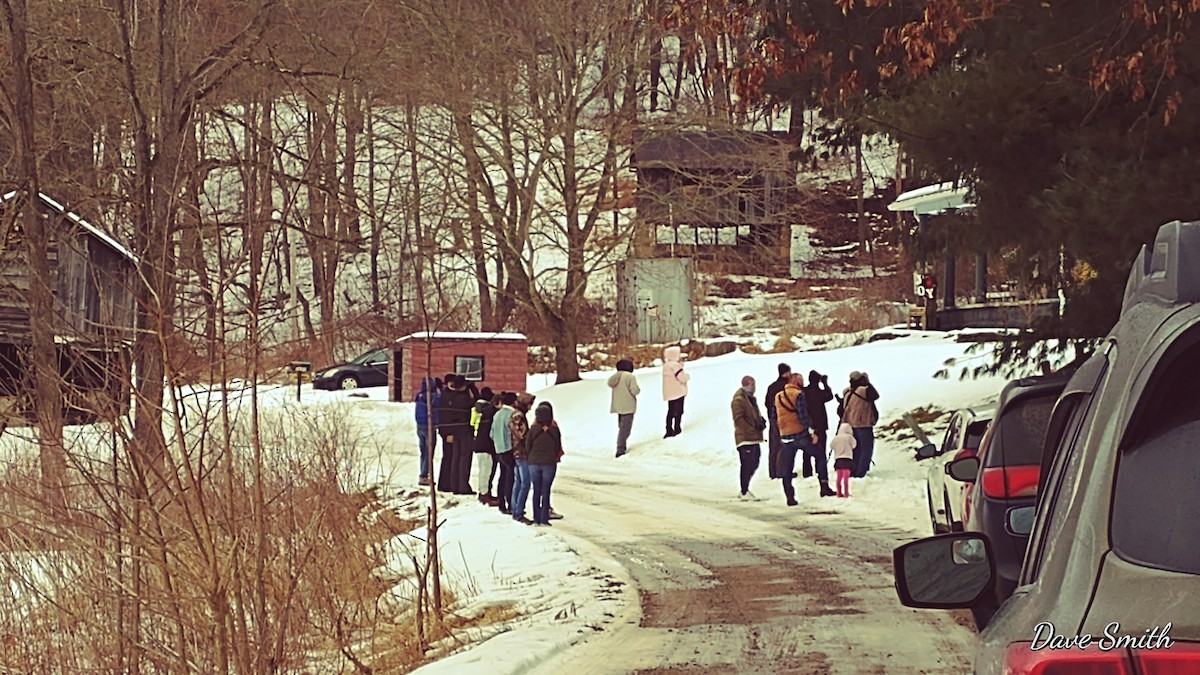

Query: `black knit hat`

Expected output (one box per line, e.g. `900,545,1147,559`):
479,387,494,400
616,358,634,372
778,363,792,377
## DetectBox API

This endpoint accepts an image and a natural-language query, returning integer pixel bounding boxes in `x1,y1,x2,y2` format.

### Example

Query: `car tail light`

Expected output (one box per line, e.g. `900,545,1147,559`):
1005,643,1131,674
981,465,1040,499
1136,641,1200,674
1005,641,1200,675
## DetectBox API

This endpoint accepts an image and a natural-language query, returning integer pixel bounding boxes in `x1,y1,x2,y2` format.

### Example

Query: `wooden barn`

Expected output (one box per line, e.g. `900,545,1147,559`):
631,129,799,271
0,192,136,424
389,332,529,403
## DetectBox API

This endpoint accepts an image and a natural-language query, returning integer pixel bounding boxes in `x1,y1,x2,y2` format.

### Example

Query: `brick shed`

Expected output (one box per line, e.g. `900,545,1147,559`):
389,332,529,403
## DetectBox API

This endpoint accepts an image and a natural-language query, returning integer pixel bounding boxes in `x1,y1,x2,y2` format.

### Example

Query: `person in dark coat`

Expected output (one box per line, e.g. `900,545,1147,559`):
414,376,442,486
764,363,791,480
437,375,476,494
472,388,500,506
526,401,563,526
803,369,834,478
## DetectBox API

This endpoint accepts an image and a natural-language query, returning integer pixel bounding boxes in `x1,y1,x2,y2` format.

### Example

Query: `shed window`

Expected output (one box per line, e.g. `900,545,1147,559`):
455,355,485,381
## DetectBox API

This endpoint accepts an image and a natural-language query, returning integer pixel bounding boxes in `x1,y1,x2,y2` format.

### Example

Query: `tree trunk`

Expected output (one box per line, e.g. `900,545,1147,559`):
4,0,66,503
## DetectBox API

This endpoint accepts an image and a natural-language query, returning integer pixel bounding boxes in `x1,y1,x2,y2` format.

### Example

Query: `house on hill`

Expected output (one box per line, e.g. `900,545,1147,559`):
0,192,137,424
631,129,799,272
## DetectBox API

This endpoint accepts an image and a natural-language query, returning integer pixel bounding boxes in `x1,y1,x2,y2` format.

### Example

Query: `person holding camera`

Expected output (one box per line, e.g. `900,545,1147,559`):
804,369,834,477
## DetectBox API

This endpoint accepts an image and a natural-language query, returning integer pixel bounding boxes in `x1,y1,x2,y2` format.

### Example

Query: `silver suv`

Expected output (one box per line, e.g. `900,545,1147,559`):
893,220,1200,673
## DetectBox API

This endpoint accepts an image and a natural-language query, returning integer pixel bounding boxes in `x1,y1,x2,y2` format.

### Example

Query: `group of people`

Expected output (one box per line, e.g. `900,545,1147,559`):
742,363,880,504
604,348,881,506
414,376,563,526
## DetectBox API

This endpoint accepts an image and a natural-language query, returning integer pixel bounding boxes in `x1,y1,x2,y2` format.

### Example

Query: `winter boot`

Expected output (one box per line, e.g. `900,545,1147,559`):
819,481,836,497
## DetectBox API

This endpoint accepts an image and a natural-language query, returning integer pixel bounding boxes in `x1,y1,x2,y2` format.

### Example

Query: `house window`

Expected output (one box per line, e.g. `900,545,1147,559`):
455,355,485,381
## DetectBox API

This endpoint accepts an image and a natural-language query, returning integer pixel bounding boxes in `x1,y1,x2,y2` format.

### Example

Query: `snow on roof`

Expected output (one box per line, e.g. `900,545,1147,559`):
397,331,527,342
2,191,138,263
888,182,974,216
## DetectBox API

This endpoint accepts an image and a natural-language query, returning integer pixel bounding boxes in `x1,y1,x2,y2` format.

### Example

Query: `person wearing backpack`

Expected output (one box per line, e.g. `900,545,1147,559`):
841,371,880,478
608,358,640,457
775,373,835,504
526,401,563,526
661,345,691,438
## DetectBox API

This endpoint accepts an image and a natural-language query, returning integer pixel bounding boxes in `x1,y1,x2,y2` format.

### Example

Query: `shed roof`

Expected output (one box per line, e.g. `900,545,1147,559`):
2,191,137,263
632,129,794,171
888,182,974,216
396,331,528,343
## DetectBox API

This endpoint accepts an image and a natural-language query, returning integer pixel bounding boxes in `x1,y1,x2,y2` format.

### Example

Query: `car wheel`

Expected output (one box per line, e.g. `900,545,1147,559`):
946,492,964,532
338,374,360,390
927,486,947,534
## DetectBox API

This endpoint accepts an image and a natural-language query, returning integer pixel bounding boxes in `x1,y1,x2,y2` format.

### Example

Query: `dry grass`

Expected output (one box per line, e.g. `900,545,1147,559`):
0,405,456,673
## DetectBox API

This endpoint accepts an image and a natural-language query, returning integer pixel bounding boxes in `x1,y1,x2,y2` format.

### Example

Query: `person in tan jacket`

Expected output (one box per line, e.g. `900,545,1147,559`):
840,371,880,478
731,376,767,500
775,373,836,503
608,358,640,457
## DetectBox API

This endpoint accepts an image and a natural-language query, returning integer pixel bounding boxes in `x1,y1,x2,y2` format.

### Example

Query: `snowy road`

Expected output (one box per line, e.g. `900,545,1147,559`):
527,460,975,675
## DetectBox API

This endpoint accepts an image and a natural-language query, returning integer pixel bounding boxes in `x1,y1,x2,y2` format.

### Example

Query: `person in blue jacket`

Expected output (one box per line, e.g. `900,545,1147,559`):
414,376,442,486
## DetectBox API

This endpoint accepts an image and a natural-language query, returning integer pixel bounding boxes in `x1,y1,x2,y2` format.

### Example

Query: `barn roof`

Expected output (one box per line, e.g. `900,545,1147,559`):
396,331,527,342
2,191,137,263
632,129,794,171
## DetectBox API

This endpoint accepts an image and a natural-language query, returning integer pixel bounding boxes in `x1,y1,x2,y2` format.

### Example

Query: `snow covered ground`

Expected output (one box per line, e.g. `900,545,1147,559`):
278,329,1032,672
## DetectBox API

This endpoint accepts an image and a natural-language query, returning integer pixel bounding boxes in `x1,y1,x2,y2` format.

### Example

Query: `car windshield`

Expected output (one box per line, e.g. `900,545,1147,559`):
984,394,1056,467
350,349,382,365
965,419,991,449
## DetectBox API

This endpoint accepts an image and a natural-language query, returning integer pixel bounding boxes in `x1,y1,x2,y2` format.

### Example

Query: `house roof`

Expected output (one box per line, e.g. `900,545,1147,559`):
632,129,795,171
2,191,137,263
396,331,528,343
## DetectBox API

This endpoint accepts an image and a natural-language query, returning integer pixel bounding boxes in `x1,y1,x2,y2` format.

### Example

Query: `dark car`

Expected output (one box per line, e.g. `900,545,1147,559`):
945,371,1070,627
894,219,1200,674
312,348,390,390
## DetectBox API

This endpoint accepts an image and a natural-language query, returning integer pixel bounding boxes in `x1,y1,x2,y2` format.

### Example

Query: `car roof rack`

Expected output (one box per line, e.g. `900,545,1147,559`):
1122,220,1200,313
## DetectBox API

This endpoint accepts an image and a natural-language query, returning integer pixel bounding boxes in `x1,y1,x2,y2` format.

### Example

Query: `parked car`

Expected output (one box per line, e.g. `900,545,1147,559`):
923,406,994,534
312,348,390,390
894,220,1200,673
945,370,1070,628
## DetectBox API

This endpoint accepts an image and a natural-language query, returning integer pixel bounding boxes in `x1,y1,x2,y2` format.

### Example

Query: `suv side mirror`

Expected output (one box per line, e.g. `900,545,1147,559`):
915,443,938,460
1006,505,1036,536
893,534,996,609
946,456,981,482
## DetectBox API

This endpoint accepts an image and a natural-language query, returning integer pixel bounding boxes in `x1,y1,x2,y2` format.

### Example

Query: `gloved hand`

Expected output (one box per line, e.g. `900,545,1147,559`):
758,419,767,431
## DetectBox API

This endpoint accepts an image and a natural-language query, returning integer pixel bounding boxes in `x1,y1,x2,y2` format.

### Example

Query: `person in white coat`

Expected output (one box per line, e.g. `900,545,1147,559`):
608,358,641,457
661,345,691,438
830,423,858,498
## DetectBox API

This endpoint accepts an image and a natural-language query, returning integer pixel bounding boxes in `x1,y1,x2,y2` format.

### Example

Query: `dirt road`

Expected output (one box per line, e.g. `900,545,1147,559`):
527,466,975,675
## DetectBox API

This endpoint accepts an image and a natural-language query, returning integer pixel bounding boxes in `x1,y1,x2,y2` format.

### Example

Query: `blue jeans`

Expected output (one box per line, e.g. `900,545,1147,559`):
529,463,557,524
416,424,435,478
511,459,531,519
853,427,875,477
